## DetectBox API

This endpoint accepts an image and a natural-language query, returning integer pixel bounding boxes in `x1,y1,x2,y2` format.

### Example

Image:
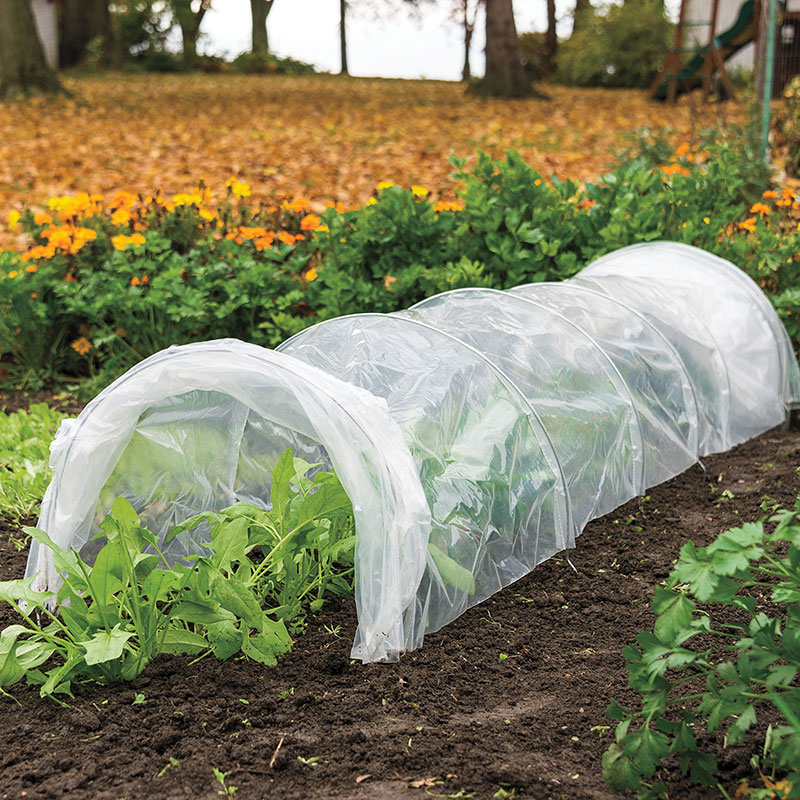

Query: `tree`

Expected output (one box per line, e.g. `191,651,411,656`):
571,0,590,36
250,0,275,53
544,0,557,70
340,0,349,74
0,0,62,100
473,0,535,96
451,0,481,81
169,0,212,65
59,0,113,67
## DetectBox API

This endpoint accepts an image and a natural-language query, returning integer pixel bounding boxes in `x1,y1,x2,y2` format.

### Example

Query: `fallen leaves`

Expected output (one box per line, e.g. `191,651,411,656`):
0,73,745,250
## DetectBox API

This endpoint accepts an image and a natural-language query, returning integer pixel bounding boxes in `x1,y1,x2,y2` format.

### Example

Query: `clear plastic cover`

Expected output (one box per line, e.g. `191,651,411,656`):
279,314,571,644
405,289,644,532
25,243,800,663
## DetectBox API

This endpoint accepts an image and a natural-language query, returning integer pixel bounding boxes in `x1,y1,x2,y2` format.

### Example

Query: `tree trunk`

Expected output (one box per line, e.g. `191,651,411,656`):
59,0,113,67
250,0,273,53
544,0,557,71
462,0,475,81
173,0,210,66
0,0,62,100
472,0,536,97
571,0,589,35
340,0,348,74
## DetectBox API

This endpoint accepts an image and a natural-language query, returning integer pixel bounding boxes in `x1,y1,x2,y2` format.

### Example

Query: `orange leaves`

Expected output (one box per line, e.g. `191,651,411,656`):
0,74,745,248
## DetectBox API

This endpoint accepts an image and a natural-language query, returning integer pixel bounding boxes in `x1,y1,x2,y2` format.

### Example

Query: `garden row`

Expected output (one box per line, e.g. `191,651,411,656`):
2,124,798,395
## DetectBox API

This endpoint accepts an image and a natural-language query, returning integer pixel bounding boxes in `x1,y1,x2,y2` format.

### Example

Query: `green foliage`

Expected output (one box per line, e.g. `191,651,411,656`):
603,501,800,798
0,404,70,521
232,51,316,76
0,452,354,701
775,76,800,179
517,32,550,81
557,0,673,88
4,129,800,391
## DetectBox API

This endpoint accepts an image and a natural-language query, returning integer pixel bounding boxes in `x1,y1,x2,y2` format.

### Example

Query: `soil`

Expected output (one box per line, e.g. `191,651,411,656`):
0,415,798,800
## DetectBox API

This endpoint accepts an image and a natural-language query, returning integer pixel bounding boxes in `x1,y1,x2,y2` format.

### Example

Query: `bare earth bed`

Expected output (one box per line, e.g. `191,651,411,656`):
0,419,798,800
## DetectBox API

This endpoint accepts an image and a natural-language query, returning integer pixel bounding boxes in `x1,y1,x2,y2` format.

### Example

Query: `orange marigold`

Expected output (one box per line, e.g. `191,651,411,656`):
300,214,322,231
739,217,757,233
277,231,297,246
750,202,770,216
71,337,93,355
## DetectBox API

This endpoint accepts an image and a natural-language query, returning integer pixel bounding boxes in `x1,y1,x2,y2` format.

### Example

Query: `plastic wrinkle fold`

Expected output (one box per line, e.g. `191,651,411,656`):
25,242,800,663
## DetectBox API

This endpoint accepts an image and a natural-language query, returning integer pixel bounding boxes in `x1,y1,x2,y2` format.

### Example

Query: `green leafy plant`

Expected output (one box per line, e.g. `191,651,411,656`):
0,403,71,520
0,450,355,702
603,500,800,798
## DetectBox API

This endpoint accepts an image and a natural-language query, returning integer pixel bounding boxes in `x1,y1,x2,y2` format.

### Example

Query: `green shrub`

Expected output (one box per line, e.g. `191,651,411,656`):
3,128,800,390
557,0,673,88
603,499,800,798
232,50,316,76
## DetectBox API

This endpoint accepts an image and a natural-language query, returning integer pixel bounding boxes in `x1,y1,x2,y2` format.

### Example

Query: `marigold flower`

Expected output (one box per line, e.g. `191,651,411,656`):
660,163,690,178
277,231,297,246
113,233,145,251
64,273,77,283
300,214,322,231
7,270,19,278
142,274,149,285
109,191,137,211
739,217,757,233
578,198,596,210
384,275,397,290
433,200,463,212
172,192,204,207
33,212,52,225
7,210,20,230
411,185,428,198
366,197,378,206
534,179,543,186
750,202,770,216
237,226,267,241
313,224,330,233
226,178,251,199
71,337,92,356
112,208,132,226
130,276,140,286
254,232,276,250
703,217,710,224
675,142,691,158
282,197,311,214
762,190,779,200
25,264,37,273
305,266,318,282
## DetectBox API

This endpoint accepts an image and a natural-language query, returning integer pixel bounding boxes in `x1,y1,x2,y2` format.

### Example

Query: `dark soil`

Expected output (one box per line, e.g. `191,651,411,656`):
0,424,798,800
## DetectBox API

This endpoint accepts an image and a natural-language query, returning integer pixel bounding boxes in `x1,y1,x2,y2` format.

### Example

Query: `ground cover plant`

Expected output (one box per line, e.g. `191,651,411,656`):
0,403,69,521
0,449,354,702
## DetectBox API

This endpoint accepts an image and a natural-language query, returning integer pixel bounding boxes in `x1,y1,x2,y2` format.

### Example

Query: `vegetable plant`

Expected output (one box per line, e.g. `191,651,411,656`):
0,449,355,702
603,498,800,798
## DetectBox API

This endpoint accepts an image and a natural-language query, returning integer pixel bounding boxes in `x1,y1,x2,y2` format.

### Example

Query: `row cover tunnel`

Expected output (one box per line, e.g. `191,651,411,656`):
27,242,800,663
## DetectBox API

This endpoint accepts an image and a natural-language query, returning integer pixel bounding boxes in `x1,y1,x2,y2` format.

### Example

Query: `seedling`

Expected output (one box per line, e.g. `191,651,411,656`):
156,756,179,778
297,755,320,767
212,767,238,797
132,693,146,705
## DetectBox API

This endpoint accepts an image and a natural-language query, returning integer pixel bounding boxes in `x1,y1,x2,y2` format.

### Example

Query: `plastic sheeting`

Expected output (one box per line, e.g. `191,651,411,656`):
26,241,800,663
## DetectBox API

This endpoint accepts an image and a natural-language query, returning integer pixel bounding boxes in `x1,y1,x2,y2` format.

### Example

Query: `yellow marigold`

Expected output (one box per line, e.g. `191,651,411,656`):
71,337,93,356
7,210,20,231
366,197,377,206
305,266,318,282
199,208,216,221
534,179,542,186
282,197,311,214
411,185,428,198
313,224,330,233
113,233,145,251
762,190,780,200
377,181,395,191
703,217,710,224
7,270,19,278
112,208,132,226
172,192,204,207
739,217,757,233
277,231,297,246
750,202,770,216
226,178,251,199
33,212,52,225
300,214,322,231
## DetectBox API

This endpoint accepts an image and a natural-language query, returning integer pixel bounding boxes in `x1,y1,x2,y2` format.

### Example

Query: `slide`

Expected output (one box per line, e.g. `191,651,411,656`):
653,0,756,100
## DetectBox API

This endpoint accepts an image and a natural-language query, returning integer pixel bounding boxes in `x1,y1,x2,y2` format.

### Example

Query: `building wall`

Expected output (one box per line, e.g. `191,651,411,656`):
30,0,58,70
